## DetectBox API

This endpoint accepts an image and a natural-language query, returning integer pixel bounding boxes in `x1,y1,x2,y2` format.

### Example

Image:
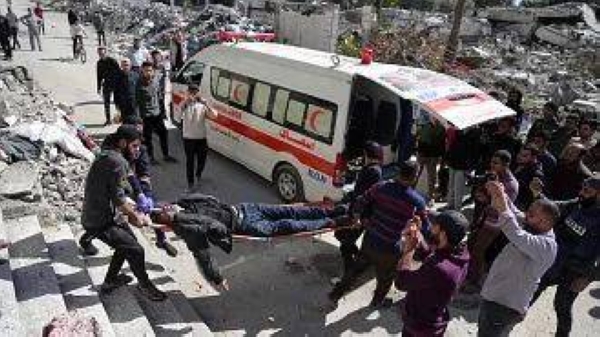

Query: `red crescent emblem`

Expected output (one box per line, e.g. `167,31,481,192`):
308,108,325,131
233,84,243,103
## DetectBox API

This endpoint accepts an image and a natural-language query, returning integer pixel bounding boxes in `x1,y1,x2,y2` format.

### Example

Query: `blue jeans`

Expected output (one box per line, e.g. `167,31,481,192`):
237,203,332,237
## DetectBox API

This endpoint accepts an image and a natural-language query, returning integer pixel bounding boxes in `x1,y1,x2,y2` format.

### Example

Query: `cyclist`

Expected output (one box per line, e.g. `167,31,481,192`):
70,20,86,59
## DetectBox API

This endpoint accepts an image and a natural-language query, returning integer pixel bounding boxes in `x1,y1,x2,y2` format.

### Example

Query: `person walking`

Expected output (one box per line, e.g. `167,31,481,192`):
173,84,217,190
113,58,138,121
96,46,120,125
5,7,19,50
416,115,446,203
477,181,559,337
33,2,44,34
136,61,177,164
20,8,41,51
80,125,167,301
129,38,149,72
150,50,168,119
169,30,187,72
92,11,106,46
0,11,12,60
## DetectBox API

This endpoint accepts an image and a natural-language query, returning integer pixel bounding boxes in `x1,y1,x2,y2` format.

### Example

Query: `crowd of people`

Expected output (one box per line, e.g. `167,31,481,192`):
2,4,598,336
79,85,599,335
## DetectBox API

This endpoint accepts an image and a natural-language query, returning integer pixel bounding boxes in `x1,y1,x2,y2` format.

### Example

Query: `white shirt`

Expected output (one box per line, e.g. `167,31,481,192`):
175,100,213,139
129,47,149,68
70,24,86,38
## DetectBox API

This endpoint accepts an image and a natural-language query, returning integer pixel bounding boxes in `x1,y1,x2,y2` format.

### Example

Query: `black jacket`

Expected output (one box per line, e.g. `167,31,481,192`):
172,193,234,284
97,56,120,91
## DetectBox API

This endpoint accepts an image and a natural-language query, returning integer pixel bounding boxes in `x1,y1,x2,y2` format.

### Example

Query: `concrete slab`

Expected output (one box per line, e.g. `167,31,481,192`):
0,211,25,337
5,215,67,336
43,223,116,337
0,162,39,197
74,226,156,337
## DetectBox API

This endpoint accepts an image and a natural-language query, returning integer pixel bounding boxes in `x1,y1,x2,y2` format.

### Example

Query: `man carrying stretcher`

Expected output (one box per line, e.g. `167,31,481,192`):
149,194,350,290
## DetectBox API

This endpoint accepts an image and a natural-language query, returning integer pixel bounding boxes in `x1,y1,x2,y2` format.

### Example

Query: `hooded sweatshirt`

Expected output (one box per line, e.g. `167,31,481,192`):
396,246,470,333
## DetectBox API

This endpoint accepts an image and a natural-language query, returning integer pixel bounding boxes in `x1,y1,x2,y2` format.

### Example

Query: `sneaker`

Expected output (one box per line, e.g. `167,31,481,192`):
137,282,167,301
163,156,178,163
79,238,99,256
156,240,178,257
100,274,133,294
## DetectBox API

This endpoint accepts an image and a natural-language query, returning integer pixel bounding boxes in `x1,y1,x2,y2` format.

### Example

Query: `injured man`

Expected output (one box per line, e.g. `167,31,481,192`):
149,193,349,290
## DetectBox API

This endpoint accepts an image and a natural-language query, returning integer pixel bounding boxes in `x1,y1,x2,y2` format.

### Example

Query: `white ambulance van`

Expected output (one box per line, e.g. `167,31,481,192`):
171,42,514,202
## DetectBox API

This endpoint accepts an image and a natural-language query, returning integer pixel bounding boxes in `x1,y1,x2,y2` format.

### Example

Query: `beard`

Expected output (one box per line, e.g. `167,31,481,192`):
579,196,597,208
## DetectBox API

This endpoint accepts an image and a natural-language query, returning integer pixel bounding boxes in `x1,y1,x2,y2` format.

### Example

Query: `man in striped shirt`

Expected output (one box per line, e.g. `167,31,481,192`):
352,160,430,307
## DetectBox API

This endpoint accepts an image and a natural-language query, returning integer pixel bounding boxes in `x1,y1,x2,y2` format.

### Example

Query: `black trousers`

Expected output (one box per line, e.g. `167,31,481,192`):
477,300,524,337
10,28,20,49
87,224,150,285
72,35,83,57
102,87,113,122
97,30,106,46
0,36,11,59
183,138,208,185
531,273,580,337
142,115,170,160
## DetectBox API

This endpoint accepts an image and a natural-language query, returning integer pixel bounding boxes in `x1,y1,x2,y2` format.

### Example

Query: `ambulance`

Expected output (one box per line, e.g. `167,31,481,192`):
171,42,515,202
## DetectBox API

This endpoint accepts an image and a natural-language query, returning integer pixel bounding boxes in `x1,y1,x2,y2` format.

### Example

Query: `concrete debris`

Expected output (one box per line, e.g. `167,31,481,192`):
0,66,96,225
0,161,39,198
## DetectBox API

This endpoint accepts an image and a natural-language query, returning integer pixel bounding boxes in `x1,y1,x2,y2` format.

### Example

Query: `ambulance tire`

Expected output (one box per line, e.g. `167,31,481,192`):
274,163,305,203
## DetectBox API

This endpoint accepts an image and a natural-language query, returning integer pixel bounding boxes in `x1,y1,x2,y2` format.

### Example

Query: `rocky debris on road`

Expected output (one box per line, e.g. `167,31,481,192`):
0,66,97,224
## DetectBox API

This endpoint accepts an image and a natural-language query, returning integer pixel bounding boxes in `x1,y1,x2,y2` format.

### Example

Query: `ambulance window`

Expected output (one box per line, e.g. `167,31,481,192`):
286,99,306,127
229,76,250,108
216,74,231,100
178,61,205,84
210,68,220,93
252,82,271,117
305,104,334,140
272,89,289,124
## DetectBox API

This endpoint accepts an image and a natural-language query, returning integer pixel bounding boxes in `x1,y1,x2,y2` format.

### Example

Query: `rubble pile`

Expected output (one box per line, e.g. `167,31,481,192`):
53,1,273,57
448,4,600,112
369,28,447,70
0,66,96,223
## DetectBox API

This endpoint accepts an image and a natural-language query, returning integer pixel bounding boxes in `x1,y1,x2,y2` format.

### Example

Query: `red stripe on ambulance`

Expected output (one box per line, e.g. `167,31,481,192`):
211,114,336,177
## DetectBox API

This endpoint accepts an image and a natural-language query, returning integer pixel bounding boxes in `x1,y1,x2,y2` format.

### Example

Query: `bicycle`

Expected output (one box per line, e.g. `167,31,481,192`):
74,36,86,63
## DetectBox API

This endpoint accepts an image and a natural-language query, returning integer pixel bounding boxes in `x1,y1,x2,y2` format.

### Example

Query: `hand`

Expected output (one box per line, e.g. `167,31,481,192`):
216,279,230,292
529,177,544,197
403,216,422,236
136,194,153,214
486,181,508,213
570,277,591,293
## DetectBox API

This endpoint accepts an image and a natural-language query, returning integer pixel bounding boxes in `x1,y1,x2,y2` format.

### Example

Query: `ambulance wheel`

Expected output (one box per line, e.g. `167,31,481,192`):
274,164,304,203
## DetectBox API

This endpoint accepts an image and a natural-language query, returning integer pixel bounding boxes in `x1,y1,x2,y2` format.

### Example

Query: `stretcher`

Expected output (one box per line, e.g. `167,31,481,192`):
146,218,338,243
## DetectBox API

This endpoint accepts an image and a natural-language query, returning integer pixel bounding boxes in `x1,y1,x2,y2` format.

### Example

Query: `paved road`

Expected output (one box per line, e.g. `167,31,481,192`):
5,1,599,336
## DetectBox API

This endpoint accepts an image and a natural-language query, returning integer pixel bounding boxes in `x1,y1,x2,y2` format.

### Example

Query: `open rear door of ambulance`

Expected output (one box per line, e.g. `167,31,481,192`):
357,66,516,129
